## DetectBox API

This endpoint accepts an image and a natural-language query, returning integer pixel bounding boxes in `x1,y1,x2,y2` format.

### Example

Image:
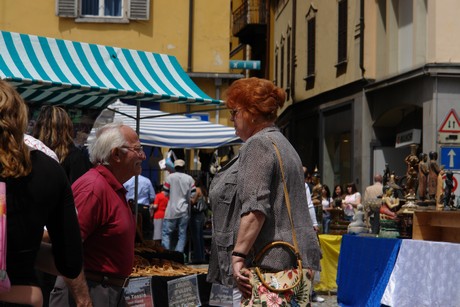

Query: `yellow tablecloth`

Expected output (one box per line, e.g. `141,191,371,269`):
314,234,342,292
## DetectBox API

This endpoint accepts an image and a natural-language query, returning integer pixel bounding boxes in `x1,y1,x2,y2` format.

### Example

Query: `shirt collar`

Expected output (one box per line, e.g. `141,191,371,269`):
94,165,128,195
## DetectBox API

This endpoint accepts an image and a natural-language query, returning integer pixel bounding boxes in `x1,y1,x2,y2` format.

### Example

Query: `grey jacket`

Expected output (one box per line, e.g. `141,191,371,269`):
207,126,321,287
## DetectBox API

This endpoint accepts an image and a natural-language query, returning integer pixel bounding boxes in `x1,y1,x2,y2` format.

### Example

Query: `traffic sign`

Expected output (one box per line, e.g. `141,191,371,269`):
439,109,460,144
229,60,261,70
439,109,460,133
440,146,460,170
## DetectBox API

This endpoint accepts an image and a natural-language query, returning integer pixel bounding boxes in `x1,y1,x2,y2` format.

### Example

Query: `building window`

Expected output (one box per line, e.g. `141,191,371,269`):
274,46,279,86
337,0,348,64
56,0,149,22
81,0,122,17
286,27,291,96
307,16,316,77
280,36,285,89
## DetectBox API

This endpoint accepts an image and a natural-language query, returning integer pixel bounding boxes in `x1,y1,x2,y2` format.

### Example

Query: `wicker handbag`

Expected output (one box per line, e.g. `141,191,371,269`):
242,141,312,307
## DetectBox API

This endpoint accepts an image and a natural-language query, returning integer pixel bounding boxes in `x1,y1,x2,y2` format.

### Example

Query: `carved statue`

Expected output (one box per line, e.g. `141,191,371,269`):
428,151,441,200
417,153,428,200
404,144,419,195
347,204,369,234
311,169,322,208
349,204,366,228
443,171,456,210
436,168,445,210
380,186,400,220
383,163,391,187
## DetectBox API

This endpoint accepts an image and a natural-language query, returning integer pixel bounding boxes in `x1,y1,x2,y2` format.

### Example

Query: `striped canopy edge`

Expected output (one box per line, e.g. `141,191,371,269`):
88,100,240,149
0,30,223,109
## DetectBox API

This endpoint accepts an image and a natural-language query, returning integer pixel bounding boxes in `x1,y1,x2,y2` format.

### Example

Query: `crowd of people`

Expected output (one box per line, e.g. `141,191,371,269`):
5,76,424,306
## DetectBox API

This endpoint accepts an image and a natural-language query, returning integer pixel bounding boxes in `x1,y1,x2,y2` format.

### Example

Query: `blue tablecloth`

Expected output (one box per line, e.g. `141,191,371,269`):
336,235,401,307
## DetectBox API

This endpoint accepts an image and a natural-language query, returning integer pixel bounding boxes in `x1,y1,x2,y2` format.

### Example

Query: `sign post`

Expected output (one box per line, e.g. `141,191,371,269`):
438,109,460,144
440,146,460,170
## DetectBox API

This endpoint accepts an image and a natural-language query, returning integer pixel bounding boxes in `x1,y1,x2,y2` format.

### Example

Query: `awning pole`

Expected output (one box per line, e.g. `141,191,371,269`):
134,101,141,231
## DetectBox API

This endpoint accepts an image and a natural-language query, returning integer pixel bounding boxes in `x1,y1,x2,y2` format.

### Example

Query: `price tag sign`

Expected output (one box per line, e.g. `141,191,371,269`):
124,277,154,307
209,283,233,307
167,274,201,307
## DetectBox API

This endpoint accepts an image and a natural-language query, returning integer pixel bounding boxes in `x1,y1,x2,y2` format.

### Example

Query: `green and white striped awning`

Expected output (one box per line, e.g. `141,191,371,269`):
0,30,222,109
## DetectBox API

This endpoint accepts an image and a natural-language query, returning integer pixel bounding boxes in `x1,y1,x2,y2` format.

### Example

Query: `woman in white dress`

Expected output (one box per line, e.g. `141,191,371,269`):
342,182,361,221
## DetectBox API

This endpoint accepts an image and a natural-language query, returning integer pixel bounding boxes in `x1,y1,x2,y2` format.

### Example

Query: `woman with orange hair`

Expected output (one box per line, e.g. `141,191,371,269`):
207,78,321,305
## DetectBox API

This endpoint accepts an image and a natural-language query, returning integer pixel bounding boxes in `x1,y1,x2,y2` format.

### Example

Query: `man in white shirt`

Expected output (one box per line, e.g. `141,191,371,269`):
162,159,196,253
124,174,156,239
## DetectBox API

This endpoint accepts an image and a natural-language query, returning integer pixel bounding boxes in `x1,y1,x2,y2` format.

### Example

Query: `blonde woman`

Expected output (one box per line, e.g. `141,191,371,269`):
33,105,91,184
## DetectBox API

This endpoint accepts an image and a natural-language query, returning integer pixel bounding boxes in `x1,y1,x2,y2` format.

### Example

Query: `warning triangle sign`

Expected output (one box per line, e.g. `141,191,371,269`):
439,109,460,133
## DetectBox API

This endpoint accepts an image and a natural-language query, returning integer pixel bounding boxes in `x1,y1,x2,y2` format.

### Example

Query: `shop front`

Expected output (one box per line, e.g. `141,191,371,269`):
279,66,460,196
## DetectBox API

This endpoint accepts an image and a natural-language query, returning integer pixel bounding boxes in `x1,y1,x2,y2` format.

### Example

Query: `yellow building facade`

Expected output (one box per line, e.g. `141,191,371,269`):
0,0,235,124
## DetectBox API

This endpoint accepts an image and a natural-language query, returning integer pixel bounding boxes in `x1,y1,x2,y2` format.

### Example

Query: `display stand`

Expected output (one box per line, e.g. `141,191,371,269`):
412,209,460,243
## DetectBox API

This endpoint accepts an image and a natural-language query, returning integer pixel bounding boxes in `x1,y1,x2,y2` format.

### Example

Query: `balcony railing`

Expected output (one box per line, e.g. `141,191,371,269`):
232,0,267,37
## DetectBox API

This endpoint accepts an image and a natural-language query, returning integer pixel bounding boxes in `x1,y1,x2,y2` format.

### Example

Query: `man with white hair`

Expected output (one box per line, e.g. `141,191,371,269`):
50,122,146,307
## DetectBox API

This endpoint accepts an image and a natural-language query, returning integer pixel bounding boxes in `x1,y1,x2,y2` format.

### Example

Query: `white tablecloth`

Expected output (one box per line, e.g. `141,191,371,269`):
381,239,460,307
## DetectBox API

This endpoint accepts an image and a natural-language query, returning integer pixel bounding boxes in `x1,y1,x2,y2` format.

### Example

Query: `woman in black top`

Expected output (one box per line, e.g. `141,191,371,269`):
0,80,83,306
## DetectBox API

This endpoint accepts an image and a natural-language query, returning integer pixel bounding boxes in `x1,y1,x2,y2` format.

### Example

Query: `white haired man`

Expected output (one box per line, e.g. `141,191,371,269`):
50,122,145,307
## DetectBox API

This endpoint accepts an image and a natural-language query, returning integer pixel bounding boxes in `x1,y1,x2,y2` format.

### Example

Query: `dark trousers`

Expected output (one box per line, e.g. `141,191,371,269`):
49,276,126,307
370,207,381,234
190,211,205,262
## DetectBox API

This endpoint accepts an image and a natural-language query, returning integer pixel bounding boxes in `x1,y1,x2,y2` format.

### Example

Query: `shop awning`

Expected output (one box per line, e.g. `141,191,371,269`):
89,101,240,149
0,30,222,109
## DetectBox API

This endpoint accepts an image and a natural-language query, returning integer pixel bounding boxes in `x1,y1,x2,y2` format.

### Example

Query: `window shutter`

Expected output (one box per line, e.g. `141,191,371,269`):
55,0,77,17
307,17,316,76
337,0,348,63
129,0,150,20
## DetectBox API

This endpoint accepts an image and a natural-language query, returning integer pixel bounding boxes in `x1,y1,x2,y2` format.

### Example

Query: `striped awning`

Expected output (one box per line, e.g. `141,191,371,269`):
0,30,222,109
89,101,240,148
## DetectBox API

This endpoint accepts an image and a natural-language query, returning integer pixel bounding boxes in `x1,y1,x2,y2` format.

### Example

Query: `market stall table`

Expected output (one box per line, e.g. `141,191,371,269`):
381,239,460,306
336,235,401,307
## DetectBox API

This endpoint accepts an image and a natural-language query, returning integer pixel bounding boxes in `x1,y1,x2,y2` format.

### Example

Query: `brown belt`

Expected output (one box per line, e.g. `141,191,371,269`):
84,271,129,288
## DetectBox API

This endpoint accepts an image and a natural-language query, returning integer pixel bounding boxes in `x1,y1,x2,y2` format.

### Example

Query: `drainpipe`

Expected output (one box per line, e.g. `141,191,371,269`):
187,0,194,167
291,0,296,99
215,78,222,123
359,0,365,76
186,0,194,116
187,0,194,73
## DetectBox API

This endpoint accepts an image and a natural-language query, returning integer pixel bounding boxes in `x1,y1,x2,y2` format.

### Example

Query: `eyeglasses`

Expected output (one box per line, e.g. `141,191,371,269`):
120,145,144,155
229,108,241,117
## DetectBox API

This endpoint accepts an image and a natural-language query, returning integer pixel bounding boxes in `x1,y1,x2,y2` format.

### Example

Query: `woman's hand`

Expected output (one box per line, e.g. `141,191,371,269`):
232,256,252,299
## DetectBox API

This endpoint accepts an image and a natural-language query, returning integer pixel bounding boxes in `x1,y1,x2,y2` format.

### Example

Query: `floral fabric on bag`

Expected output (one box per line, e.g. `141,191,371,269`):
242,268,312,307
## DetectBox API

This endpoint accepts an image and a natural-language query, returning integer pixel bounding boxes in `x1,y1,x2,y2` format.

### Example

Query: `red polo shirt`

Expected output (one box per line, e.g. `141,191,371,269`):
72,165,136,278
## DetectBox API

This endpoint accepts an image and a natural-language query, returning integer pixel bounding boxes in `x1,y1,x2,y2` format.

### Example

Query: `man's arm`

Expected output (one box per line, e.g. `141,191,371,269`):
63,270,93,307
148,182,156,203
306,184,319,231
